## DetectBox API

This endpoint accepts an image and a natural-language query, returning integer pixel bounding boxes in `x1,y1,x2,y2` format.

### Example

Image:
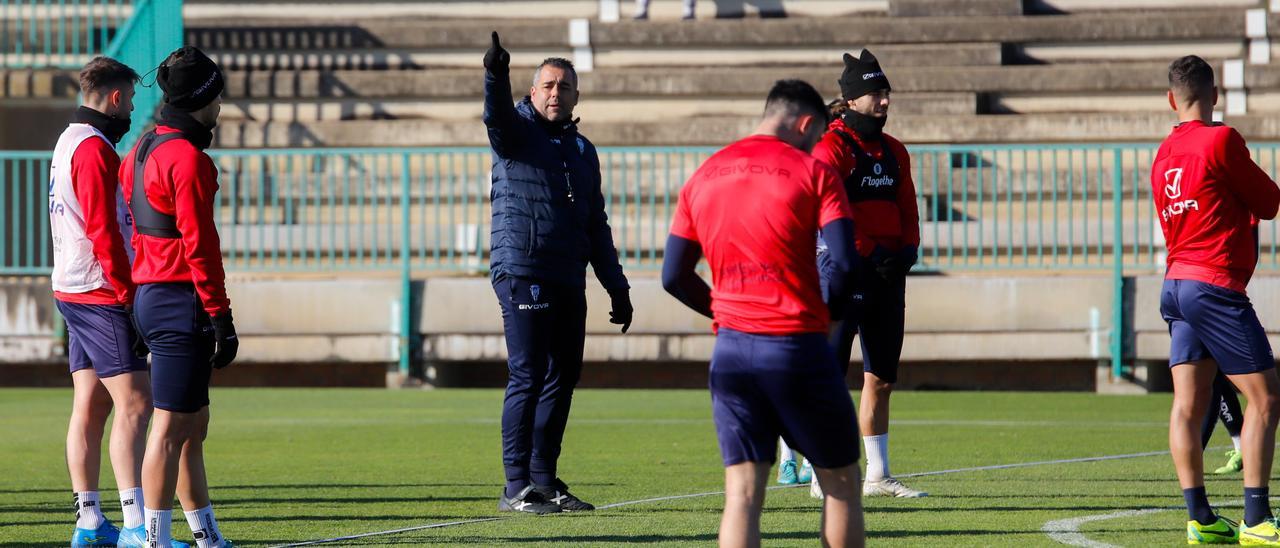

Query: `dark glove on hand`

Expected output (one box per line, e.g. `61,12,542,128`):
127,307,149,359
870,246,898,280
483,31,510,72
896,245,919,277
210,312,239,369
608,289,634,334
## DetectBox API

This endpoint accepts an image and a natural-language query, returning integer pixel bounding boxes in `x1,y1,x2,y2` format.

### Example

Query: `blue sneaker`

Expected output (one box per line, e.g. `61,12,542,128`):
798,459,813,483
777,460,799,485
118,524,192,548
71,519,120,547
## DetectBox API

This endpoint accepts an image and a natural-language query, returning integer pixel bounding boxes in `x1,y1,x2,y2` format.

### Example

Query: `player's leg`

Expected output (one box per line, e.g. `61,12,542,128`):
858,276,922,497
1178,279,1280,539
60,299,128,547
173,406,228,548
633,0,650,19
68,368,115,544
681,0,696,19
1201,372,1222,450
777,438,799,485
136,284,212,547
709,329,781,547
721,462,770,548
766,331,863,546
813,464,865,548
72,302,155,539
100,371,151,533
530,285,592,510
1211,372,1245,474
494,277,558,513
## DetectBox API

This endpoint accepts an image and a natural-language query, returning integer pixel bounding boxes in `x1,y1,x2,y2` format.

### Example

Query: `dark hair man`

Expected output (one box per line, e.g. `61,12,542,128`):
1153,54,1280,545
662,79,864,547
483,32,633,514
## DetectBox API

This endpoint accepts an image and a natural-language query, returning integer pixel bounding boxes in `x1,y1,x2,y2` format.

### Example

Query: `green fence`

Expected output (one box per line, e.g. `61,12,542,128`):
0,0,131,69
12,143,1280,275
8,143,1280,374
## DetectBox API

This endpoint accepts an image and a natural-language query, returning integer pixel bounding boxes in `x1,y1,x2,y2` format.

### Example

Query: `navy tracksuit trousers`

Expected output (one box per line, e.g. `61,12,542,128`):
495,275,587,493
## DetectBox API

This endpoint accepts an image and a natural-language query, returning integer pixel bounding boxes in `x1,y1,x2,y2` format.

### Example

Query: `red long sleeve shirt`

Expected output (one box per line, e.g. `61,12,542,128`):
54,137,134,305
120,126,230,316
811,120,921,257
1153,121,1280,293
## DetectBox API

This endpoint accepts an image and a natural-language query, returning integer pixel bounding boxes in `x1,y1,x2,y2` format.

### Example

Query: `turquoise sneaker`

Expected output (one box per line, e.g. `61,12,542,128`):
118,524,192,548
777,460,799,485
798,459,813,483
71,519,120,547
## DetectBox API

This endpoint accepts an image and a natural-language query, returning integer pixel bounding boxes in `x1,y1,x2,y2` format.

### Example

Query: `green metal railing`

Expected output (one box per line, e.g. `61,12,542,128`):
1,0,181,149
10,143,1280,374
0,0,131,69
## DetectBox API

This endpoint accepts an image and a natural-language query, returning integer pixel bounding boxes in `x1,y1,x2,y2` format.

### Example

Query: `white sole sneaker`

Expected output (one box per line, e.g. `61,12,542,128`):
863,477,928,498
809,478,823,499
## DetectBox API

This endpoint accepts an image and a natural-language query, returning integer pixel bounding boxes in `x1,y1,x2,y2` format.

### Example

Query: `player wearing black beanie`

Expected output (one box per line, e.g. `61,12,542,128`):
124,45,237,548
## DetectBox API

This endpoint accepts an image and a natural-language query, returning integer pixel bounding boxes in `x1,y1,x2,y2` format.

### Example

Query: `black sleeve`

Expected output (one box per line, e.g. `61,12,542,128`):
820,218,857,318
483,67,520,156
587,148,630,292
661,235,713,319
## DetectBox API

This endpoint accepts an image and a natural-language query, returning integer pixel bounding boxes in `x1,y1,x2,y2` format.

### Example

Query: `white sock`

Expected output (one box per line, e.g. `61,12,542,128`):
74,491,105,529
863,433,890,482
145,508,172,547
801,457,812,470
119,487,144,529
779,438,795,463
1232,436,1243,452
184,505,225,548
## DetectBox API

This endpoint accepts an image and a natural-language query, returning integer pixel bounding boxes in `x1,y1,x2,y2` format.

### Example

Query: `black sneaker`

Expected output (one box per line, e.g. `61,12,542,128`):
534,479,596,512
498,485,561,515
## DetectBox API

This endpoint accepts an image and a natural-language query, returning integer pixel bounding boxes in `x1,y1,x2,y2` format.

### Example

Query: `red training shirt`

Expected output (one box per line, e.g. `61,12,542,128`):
811,119,920,257
120,126,231,316
1152,120,1280,293
55,137,134,305
669,134,852,335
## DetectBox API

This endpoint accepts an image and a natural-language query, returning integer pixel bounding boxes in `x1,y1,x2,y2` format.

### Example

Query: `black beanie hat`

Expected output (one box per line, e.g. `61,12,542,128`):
156,46,223,112
838,49,891,101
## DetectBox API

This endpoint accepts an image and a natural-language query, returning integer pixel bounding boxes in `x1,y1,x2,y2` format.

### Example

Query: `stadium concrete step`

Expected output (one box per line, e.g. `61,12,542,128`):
220,63,1192,102
889,0,1023,17
1030,0,1257,13
182,0,882,21
220,92,978,122
187,9,1244,52
211,111,1230,147
207,41,1001,71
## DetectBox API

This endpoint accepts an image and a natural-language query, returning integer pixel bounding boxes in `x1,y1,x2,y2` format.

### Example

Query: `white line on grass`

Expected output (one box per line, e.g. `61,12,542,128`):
1041,499,1268,547
274,447,1178,547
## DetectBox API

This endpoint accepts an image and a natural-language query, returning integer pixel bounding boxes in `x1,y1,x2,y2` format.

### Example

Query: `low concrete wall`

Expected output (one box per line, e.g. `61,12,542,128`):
2,274,1118,389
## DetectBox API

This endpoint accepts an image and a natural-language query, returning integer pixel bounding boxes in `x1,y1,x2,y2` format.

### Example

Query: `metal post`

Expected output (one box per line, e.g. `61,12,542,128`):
398,154,413,378
1111,148,1125,380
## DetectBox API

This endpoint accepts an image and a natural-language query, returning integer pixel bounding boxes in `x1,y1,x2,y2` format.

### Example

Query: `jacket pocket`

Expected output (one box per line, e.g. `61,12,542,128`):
525,212,538,256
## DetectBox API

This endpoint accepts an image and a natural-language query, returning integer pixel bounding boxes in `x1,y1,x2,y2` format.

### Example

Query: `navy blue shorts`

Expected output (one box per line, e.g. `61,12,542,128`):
1161,279,1274,375
56,301,147,378
709,328,860,469
134,283,215,413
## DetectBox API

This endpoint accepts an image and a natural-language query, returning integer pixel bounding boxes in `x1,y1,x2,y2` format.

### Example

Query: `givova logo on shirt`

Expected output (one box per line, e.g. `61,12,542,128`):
1161,167,1199,221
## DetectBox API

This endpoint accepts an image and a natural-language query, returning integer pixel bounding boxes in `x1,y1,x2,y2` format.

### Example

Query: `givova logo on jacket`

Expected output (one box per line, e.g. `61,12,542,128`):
1161,167,1199,222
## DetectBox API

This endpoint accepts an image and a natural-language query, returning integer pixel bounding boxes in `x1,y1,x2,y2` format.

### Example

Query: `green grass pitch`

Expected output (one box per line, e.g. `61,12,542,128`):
0,388,1265,546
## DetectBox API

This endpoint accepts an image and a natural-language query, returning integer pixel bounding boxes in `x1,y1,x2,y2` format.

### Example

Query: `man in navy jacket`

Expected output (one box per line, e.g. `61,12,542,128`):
484,31,632,515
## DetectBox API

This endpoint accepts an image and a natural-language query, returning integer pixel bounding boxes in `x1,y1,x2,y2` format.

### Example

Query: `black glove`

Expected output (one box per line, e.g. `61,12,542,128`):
608,289,634,334
483,31,510,73
896,245,919,277
210,312,239,369
127,307,149,359
869,246,898,280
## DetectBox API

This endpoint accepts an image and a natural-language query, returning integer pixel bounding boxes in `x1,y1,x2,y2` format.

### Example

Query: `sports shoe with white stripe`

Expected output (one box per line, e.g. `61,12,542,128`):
498,485,561,515
535,479,595,512
863,477,928,498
